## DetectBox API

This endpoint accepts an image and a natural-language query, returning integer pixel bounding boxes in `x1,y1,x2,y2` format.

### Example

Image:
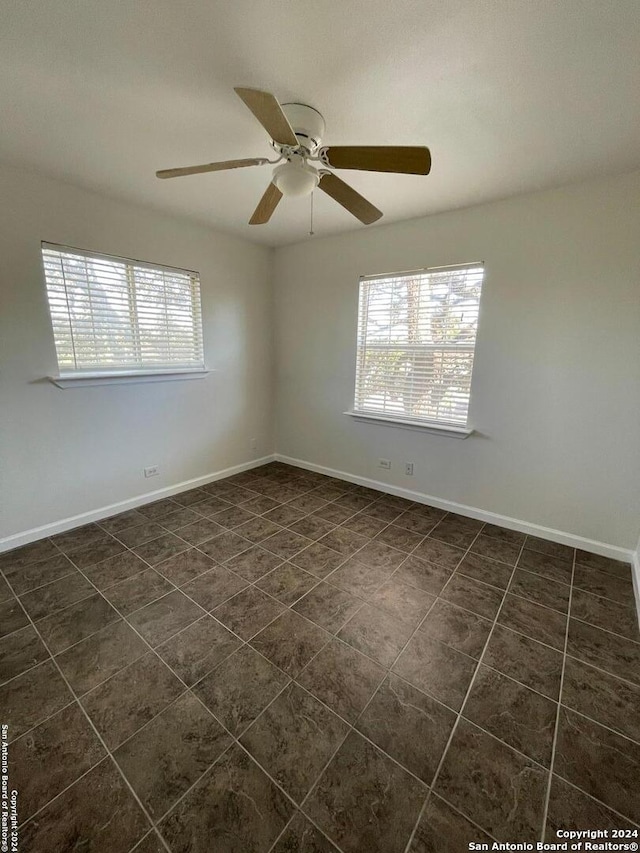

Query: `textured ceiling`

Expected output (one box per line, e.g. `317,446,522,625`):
1,0,639,246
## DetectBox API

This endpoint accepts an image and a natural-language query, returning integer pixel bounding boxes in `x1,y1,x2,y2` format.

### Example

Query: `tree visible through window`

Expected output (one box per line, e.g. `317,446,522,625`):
41,243,204,374
353,264,484,427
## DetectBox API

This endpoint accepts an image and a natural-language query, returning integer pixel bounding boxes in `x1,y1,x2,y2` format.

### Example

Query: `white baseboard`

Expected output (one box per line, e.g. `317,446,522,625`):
632,550,640,631
0,455,276,553
275,453,634,564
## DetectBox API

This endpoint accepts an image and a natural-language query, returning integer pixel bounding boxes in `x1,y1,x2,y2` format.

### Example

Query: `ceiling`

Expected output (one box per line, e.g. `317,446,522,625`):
1,1,639,247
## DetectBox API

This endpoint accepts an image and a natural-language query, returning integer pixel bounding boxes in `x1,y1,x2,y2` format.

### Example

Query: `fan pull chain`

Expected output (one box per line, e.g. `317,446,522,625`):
309,191,315,236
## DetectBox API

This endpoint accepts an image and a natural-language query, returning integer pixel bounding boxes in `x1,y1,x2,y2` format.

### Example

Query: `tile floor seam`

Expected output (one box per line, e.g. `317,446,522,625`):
15,527,321,849
3,469,637,852
319,632,572,778
452,709,553,771
240,739,353,853
263,669,397,851
205,638,449,820
474,659,559,703
567,614,640,646
3,566,79,597
563,651,640,687
570,586,636,610
127,828,170,853
268,732,353,853
548,772,640,831
198,488,450,594
513,564,573,587
402,535,528,851
78,492,485,820
57,503,629,776
431,791,503,842
403,797,430,853
107,657,298,836
48,539,263,711
386,524,487,674
15,755,117,829
497,587,570,616
94,495,417,632
315,528,433,596
95,534,314,651
101,684,193,753
144,736,237,830
454,568,514,593
264,814,300,853
1,573,172,853
17,582,100,615
5,696,77,746
346,522,493,853
554,702,640,748
403,536,519,848
539,546,576,839
136,681,341,845
292,664,450,755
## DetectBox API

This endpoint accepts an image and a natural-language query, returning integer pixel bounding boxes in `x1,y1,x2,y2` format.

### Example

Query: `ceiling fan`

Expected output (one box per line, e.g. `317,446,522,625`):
156,87,431,226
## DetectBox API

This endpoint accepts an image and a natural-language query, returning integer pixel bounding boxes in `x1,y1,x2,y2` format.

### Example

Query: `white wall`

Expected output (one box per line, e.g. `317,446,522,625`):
0,164,274,542
273,171,640,550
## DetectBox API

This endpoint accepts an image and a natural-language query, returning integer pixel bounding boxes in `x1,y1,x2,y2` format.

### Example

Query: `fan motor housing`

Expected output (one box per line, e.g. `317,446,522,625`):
273,103,325,154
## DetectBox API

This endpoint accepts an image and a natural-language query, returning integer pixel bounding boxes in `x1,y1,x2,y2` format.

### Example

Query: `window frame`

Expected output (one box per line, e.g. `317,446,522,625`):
348,262,484,437
41,242,207,383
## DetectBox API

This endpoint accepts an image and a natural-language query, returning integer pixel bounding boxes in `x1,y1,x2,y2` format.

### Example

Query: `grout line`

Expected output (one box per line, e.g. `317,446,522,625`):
128,828,172,853
564,613,640,645
539,548,575,839
144,739,235,835
388,527,486,675
430,790,502,842
404,798,429,853
555,702,640,746
562,651,640,688
547,772,640,831
402,535,528,852
396,529,494,853
3,565,78,597
1,576,172,852
3,466,638,850
493,586,569,616
6,696,77,746
22,525,318,847
265,814,298,853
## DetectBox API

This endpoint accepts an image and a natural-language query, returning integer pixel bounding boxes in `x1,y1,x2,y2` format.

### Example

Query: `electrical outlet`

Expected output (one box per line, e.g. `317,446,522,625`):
249,438,257,452
405,463,414,476
144,465,159,478
378,458,391,470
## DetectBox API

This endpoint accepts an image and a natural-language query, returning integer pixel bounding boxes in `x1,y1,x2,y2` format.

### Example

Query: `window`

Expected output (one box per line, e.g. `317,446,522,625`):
353,263,484,429
42,242,204,376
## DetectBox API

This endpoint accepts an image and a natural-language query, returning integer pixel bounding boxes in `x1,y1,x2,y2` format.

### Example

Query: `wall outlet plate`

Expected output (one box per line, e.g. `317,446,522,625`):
378,459,391,470
144,465,159,478
405,463,414,476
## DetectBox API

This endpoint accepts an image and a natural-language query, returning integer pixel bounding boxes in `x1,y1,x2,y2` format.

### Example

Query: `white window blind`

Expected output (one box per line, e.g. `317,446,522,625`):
354,263,484,427
41,242,204,374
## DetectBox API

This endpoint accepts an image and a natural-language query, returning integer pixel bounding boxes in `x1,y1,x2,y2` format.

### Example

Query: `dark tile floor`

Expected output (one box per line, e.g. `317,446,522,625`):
1,462,639,852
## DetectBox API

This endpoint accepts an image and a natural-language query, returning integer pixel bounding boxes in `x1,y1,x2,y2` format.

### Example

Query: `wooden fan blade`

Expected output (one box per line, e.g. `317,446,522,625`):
318,173,382,225
320,146,431,175
234,87,299,147
156,158,268,179
249,182,283,225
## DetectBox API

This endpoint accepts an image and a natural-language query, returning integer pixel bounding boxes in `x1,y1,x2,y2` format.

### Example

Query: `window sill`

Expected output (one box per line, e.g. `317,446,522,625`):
47,369,211,388
344,410,473,438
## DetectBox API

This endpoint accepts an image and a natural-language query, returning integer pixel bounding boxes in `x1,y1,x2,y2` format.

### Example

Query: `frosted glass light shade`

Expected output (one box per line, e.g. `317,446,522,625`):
273,161,319,197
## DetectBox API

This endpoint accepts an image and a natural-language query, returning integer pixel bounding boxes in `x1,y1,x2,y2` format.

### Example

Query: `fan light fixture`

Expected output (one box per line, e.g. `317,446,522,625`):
272,159,319,197
156,87,432,225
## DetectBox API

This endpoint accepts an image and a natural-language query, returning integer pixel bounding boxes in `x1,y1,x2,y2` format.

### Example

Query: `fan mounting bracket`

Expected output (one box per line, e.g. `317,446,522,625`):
270,102,326,156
